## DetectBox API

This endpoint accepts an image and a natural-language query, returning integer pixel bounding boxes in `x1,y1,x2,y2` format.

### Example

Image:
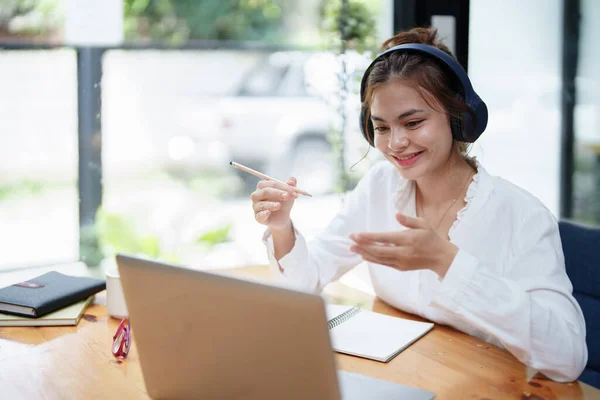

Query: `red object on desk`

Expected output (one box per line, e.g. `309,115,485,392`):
112,318,131,359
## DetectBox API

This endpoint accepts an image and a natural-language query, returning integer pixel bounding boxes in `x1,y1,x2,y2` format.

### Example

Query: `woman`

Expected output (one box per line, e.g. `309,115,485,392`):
249,27,587,382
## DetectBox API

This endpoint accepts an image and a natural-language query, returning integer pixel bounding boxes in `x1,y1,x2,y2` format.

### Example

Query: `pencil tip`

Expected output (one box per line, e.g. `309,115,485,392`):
229,161,233,166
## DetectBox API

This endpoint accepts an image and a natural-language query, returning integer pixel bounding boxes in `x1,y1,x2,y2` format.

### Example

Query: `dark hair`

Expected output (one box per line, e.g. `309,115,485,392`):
362,27,475,159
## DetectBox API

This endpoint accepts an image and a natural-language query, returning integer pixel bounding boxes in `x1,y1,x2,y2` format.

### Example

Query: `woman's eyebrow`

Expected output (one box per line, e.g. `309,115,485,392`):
370,109,425,122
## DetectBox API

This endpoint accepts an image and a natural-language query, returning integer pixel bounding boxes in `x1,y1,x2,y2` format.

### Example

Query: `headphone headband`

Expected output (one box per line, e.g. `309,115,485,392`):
359,43,488,144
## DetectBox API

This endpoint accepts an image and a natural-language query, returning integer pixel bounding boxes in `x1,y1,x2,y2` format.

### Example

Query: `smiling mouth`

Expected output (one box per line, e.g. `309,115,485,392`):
393,151,425,161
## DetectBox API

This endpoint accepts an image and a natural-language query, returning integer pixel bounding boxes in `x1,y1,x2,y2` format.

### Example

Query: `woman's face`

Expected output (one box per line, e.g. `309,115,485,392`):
370,79,454,181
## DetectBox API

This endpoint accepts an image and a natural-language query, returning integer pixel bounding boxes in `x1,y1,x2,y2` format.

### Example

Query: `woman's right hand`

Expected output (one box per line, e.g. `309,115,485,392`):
251,177,298,231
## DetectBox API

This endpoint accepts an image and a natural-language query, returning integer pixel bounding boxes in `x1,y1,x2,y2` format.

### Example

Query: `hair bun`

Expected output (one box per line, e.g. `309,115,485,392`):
381,27,454,58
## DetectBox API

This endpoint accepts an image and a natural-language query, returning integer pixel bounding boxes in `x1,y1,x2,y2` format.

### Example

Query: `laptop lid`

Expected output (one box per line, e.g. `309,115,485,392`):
116,254,341,400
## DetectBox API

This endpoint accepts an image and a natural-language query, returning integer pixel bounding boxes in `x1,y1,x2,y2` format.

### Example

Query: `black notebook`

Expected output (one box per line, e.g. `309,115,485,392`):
0,272,106,318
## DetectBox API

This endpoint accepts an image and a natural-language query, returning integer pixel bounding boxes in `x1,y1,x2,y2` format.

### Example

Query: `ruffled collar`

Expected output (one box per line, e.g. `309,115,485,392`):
390,159,492,237
448,160,483,238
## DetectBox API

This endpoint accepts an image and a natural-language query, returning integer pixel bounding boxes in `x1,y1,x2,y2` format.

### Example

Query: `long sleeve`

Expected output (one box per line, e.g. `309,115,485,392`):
263,163,386,293
430,207,588,382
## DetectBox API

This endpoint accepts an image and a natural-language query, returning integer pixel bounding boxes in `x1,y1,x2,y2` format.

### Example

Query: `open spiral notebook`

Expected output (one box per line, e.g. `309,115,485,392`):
325,304,434,362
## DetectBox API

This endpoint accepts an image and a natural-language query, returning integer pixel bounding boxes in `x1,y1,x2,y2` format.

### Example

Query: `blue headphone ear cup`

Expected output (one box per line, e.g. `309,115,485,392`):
472,96,489,140
461,95,488,142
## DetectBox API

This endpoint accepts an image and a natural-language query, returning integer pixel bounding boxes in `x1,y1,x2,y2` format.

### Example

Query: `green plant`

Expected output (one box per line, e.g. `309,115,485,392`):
0,0,62,37
79,224,104,267
124,0,284,43
94,207,176,262
88,206,234,266
174,0,282,41
320,0,377,193
320,0,378,53
195,222,232,250
0,179,44,201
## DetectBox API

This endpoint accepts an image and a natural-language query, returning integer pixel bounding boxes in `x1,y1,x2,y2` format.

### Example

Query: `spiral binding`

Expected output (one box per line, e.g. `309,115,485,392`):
328,306,361,330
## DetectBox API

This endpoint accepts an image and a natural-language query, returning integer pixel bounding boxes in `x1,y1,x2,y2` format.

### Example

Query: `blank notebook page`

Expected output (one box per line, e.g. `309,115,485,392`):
326,305,434,362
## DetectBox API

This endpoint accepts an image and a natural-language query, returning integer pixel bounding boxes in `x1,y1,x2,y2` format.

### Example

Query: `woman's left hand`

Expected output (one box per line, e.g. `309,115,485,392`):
349,213,458,278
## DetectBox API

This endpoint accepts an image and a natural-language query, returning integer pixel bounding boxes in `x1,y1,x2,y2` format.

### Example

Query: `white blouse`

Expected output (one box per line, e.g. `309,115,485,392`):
263,160,587,382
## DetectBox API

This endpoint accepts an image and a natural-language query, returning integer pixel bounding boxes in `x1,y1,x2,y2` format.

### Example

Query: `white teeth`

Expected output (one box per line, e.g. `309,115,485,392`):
398,152,420,161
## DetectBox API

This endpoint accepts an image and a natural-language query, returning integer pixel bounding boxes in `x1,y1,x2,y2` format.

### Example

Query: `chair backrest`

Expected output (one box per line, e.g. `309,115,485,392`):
559,219,600,388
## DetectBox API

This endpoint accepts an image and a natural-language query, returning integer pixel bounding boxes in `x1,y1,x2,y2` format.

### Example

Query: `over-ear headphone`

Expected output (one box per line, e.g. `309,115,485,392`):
359,43,488,144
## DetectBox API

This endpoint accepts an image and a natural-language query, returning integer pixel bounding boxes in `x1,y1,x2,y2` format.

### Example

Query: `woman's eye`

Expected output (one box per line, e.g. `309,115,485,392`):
374,126,389,133
405,120,424,128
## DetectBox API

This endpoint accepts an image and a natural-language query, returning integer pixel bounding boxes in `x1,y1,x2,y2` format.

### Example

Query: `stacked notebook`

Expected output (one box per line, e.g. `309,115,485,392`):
326,304,434,362
0,271,106,327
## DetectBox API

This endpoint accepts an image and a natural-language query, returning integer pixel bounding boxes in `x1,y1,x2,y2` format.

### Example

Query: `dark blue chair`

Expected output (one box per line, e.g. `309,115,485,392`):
559,219,600,388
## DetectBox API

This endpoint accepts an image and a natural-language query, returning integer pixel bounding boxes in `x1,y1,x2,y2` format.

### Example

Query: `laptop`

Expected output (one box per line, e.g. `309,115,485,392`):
116,254,436,400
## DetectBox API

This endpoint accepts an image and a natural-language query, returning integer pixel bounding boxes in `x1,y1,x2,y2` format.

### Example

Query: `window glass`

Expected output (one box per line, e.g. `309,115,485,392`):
0,0,390,271
469,0,562,215
0,49,78,270
573,0,600,224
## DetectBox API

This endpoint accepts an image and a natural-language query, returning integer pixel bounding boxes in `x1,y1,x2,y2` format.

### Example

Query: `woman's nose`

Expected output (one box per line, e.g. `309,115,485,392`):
389,128,409,151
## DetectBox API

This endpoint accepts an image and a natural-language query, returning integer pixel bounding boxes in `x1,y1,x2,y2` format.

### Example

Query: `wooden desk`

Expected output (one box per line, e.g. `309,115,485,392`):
0,265,599,399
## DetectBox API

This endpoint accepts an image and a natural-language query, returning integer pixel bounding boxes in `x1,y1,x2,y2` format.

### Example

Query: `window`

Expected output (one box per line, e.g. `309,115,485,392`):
469,0,562,215
0,0,389,271
237,57,290,97
0,49,79,270
572,0,600,224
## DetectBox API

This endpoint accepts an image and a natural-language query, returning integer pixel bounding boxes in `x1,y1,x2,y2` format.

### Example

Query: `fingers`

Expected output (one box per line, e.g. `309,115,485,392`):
251,180,298,201
250,177,298,225
255,209,271,224
251,185,297,203
349,231,406,246
258,179,298,194
253,201,281,215
396,213,427,229
350,243,396,267
350,242,397,261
